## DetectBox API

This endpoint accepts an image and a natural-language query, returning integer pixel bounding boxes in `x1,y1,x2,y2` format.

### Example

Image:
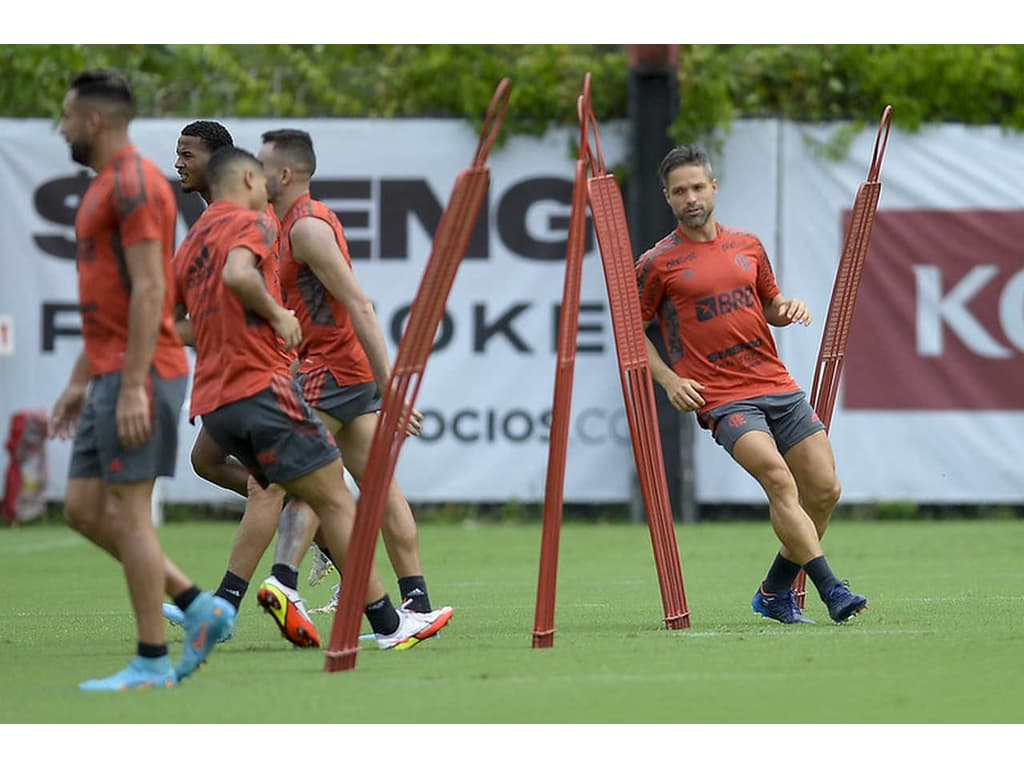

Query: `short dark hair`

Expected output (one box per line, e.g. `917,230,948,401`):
70,69,134,115
181,120,234,153
261,129,316,177
659,144,714,187
206,146,262,189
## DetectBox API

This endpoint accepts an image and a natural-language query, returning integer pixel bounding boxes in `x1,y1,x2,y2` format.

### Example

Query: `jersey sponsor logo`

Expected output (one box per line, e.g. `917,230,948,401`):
185,245,216,288
664,251,696,270
707,338,763,364
695,286,757,322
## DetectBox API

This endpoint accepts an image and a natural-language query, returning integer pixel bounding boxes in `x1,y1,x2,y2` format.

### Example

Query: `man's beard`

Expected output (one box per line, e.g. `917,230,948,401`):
69,139,91,167
680,206,712,228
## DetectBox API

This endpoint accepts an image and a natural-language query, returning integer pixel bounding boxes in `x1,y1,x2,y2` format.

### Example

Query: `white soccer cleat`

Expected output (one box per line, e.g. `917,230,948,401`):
375,606,453,650
307,543,336,587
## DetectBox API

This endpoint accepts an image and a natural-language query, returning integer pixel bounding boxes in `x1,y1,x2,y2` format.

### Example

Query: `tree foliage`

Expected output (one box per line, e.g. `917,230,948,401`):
3,44,1023,143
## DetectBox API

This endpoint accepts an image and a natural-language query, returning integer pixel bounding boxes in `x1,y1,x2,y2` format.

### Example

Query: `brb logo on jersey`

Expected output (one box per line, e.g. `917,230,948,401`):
696,287,756,322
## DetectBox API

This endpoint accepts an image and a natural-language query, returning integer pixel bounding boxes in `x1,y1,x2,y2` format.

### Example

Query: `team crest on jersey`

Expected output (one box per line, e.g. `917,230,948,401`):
734,253,754,271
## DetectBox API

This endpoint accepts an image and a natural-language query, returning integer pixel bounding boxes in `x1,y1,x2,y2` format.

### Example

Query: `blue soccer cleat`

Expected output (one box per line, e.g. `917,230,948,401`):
164,601,234,643
174,592,236,681
825,581,869,624
752,584,816,624
79,655,176,692
162,602,185,626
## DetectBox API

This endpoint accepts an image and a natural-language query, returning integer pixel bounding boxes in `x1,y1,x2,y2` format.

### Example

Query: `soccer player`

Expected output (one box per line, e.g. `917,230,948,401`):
256,128,438,617
172,145,452,650
164,119,321,649
636,144,869,625
49,69,232,690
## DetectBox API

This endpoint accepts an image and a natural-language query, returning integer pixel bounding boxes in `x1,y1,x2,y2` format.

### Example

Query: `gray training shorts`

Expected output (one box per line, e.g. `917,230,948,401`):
699,390,825,457
69,370,187,483
297,369,380,425
201,374,341,489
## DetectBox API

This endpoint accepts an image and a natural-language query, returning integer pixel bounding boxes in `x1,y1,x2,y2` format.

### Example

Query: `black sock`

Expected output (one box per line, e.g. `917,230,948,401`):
173,586,201,613
271,563,299,591
763,553,803,594
319,545,334,563
138,642,168,659
803,555,841,601
364,594,400,636
398,575,431,612
215,571,249,612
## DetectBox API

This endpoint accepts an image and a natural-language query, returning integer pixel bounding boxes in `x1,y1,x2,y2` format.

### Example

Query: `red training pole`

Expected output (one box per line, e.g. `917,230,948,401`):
532,86,593,649
325,79,511,671
794,105,893,608
582,78,690,630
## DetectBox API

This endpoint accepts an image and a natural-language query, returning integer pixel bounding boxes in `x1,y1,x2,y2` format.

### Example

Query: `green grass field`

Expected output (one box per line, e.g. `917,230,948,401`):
2,517,1022,729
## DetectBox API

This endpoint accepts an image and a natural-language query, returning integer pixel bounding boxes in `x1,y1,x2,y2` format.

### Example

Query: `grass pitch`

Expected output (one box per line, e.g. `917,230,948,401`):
2,517,1022,733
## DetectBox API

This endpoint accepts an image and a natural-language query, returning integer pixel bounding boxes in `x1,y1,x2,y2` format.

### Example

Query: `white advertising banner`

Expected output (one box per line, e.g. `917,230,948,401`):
1,117,1023,505
0,117,634,504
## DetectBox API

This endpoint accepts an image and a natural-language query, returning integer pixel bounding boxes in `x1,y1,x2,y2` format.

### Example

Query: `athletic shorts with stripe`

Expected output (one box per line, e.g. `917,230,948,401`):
69,370,187,483
201,374,340,489
699,390,825,457
297,369,380,425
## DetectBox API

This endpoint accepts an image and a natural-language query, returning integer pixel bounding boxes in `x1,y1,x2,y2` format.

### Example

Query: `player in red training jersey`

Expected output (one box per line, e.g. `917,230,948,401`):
255,128,440,619
173,146,451,651
49,69,231,690
636,144,868,625
165,119,319,650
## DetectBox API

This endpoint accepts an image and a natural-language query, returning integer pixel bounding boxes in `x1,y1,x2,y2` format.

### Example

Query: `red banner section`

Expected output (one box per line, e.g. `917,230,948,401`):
844,210,1024,410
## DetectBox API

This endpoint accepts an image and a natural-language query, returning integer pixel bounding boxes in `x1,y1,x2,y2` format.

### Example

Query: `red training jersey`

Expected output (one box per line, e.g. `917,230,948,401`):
635,222,799,412
173,200,292,419
277,194,374,387
74,145,188,379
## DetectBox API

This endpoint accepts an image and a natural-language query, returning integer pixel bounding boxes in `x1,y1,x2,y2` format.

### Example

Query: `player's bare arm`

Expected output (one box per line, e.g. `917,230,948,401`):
222,246,302,351
49,350,92,439
173,302,195,346
764,294,812,327
290,216,423,436
642,320,705,412
119,238,165,448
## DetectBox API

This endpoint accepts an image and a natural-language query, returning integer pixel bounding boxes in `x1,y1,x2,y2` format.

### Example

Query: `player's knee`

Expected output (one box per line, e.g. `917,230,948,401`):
759,465,798,501
63,496,99,537
809,476,842,511
190,449,217,482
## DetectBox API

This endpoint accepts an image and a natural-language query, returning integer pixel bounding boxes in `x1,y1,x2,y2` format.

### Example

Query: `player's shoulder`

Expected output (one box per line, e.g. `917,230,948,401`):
256,207,279,229
109,147,174,215
112,147,170,187
253,209,279,246
294,197,341,232
637,229,684,267
308,197,335,218
717,224,765,250
290,204,336,238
